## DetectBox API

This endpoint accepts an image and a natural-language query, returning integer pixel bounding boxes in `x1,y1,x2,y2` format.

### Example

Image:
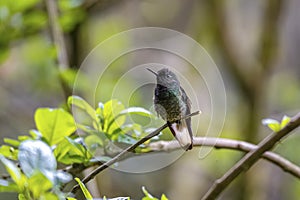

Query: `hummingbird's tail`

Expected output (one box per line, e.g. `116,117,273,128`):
168,119,193,151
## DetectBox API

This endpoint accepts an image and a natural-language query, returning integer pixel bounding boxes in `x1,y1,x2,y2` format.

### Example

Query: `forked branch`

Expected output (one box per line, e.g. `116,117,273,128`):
202,112,300,199
70,111,201,194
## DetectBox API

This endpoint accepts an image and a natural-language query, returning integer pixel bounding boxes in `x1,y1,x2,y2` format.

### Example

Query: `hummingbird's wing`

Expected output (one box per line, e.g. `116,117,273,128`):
167,86,193,151
180,86,193,149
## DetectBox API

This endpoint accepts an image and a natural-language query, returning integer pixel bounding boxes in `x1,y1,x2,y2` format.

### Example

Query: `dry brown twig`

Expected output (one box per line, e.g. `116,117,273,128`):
150,137,300,179
70,111,201,194
202,111,300,200
70,111,300,198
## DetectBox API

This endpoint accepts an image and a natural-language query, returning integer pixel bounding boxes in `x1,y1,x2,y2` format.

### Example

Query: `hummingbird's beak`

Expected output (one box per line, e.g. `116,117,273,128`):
147,68,158,76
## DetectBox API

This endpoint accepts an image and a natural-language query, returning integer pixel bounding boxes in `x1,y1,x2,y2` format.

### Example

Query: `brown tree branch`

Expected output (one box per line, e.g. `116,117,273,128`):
201,112,300,200
45,0,72,97
45,0,69,70
70,111,201,194
149,137,300,179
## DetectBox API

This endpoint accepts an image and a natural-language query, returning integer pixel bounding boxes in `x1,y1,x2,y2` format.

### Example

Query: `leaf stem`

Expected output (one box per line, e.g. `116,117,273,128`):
70,111,200,194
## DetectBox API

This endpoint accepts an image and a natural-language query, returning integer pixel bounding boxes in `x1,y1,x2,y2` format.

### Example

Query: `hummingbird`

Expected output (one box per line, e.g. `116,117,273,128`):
147,68,193,150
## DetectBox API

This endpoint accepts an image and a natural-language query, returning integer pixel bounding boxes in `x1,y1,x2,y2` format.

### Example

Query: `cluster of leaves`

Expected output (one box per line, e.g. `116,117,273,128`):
0,0,86,63
0,96,156,199
68,96,156,160
69,179,168,200
262,115,291,132
0,140,71,199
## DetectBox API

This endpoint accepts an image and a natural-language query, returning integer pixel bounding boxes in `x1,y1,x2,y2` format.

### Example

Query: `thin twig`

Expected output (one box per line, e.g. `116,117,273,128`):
45,0,69,70
70,111,200,194
201,112,300,200
45,0,72,98
150,137,300,179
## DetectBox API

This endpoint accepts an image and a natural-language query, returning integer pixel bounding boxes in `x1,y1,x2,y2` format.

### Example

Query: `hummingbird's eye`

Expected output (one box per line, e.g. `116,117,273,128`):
167,74,172,78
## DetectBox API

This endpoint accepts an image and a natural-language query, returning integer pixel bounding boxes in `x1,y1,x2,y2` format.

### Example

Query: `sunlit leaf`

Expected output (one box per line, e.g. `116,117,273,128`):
75,177,93,200
28,172,53,198
18,135,32,142
54,137,91,165
142,186,158,200
3,138,20,147
161,194,168,200
67,197,77,200
85,134,104,152
44,192,60,200
54,138,72,163
29,129,42,139
262,118,281,132
119,107,154,118
103,100,126,134
0,145,18,160
68,96,97,122
35,108,76,146
0,179,18,192
280,115,291,129
0,156,23,186
18,140,56,177
18,193,26,200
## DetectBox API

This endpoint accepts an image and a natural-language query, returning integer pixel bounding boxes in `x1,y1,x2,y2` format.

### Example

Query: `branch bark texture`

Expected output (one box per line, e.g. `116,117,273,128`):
45,0,69,70
70,111,200,194
150,137,300,179
201,112,300,200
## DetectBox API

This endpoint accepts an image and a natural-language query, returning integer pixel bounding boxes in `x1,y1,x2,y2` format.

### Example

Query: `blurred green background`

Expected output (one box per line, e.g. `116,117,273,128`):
0,0,300,199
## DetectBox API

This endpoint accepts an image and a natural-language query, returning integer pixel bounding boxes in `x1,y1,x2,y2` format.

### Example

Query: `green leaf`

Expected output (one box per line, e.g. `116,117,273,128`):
142,186,158,200
29,130,42,139
103,100,126,134
54,138,72,163
18,140,56,177
18,193,26,200
0,156,23,187
28,172,53,198
43,192,59,200
54,137,91,165
3,138,20,147
35,108,76,146
119,107,154,118
0,145,18,160
65,137,92,159
84,134,104,152
75,177,93,200
18,135,33,142
161,194,168,200
280,115,291,129
67,198,77,200
262,118,281,132
0,179,18,192
68,96,97,122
